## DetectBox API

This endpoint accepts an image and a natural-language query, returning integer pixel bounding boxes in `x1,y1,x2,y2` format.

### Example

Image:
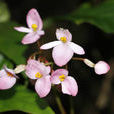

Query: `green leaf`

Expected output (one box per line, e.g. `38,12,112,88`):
0,85,54,114
0,1,10,22
0,53,13,69
63,0,114,33
0,22,27,64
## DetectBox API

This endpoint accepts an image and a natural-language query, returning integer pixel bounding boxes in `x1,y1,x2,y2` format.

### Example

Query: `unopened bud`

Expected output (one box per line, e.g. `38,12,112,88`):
84,59,95,68
14,64,26,74
94,61,110,75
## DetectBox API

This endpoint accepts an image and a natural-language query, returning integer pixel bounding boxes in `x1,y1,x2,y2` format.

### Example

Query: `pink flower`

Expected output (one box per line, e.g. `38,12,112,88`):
40,28,85,66
94,61,110,75
14,8,44,44
50,69,78,96
0,66,17,90
84,59,110,75
25,59,51,98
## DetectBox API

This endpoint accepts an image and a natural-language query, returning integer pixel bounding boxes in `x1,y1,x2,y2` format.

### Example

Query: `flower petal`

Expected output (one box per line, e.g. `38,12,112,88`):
50,75,61,84
25,59,50,79
56,28,72,41
27,8,43,30
51,69,68,84
94,61,110,75
35,76,51,98
37,30,45,35
52,44,73,66
51,69,68,76
14,27,32,33
62,76,78,96
46,66,51,75
25,60,40,79
40,41,62,50
14,64,26,74
22,32,40,44
0,70,16,90
0,69,7,78
4,66,18,78
68,42,85,55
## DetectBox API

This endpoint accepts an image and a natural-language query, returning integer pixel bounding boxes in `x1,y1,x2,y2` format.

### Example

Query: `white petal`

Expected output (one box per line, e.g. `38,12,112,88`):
52,44,73,66
37,30,45,35
68,42,85,55
56,28,72,41
62,76,78,96
40,41,62,50
14,27,32,33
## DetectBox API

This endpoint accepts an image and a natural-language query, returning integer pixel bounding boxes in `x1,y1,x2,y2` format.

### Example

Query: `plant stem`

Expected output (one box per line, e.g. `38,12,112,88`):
72,57,85,61
45,62,53,66
70,97,75,114
37,41,41,48
65,64,68,70
55,95,66,114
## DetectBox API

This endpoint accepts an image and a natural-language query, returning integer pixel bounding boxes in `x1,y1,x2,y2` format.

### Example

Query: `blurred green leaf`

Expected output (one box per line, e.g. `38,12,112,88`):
0,1,10,22
43,18,55,29
63,0,114,33
0,53,13,68
0,22,27,64
0,85,54,114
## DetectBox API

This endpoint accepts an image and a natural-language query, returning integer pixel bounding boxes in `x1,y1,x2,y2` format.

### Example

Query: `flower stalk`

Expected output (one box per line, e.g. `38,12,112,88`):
55,91,66,114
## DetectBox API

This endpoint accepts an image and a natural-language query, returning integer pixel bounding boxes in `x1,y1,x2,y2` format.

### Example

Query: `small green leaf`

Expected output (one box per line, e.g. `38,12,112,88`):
0,1,10,22
0,53,13,69
0,85,54,114
63,0,114,33
0,22,27,64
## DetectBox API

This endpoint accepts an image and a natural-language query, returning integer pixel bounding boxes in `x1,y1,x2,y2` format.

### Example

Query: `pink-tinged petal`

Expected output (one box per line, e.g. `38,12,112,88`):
56,28,72,41
37,30,45,35
94,61,110,75
62,76,78,96
0,70,16,90
68,42,85,55
25,60,40,79
22,32,40,44
51,69,68,84
35,76,51,98
27,8,43,30
50,75,61,84
40,41,62,50
0,69,6,78
26,59,50,79
4,66,15,76
14,27,32,33
52,44,73,66
51,69,68,76
46,66,51,75
4,66,19,79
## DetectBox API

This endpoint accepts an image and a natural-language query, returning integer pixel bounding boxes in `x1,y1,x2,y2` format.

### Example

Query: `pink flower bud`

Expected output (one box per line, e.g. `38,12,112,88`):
94,61,110,75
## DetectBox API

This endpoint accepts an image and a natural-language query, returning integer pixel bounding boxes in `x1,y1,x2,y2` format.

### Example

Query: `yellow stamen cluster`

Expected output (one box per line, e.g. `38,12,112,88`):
32,24,38,31
35,72,42,78
59,74,66,82
60,37,67,43
7,72,14,77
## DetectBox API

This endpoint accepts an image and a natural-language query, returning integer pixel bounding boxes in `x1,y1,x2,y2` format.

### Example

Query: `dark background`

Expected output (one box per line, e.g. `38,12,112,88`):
1,0,114,114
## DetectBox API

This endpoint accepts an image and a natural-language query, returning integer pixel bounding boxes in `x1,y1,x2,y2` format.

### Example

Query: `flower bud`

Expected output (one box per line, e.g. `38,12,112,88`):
14,64,26,74
94,61,110,75
84,59,95,68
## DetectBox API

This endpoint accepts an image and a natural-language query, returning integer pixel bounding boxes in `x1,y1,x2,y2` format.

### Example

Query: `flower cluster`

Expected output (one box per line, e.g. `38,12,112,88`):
0,8,110,98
